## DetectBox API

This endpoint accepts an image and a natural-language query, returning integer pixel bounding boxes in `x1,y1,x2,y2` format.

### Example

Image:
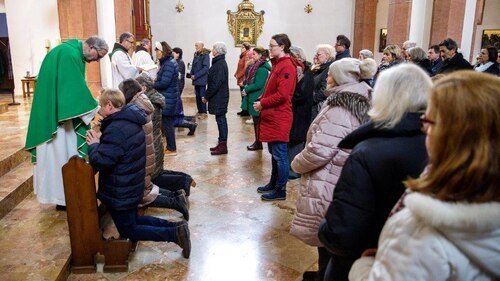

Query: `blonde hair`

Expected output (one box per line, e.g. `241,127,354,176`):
406,71,500,202
99,89,125,109
369,64,431,128
383,45,401,59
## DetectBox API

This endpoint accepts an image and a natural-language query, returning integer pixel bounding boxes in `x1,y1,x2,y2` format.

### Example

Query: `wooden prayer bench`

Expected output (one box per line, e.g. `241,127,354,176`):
62,156,137,274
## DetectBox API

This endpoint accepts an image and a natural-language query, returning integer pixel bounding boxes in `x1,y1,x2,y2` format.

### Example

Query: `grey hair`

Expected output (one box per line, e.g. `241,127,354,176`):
290,45,307,62
315,44,335,59
403,41,417,49
212,42,227,55
136,74,154,91
359,49,374,59
369,64,431,129
85,36,109,51
140,38,150,47
408,47,427,62
119,32,134,43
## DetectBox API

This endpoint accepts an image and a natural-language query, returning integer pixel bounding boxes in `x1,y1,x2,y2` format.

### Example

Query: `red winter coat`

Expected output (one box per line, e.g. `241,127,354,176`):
258,56,297,142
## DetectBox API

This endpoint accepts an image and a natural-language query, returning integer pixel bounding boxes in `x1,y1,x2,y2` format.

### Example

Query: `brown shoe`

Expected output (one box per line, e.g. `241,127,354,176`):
210,142,220,151
211,141,228,155
175,223,191,258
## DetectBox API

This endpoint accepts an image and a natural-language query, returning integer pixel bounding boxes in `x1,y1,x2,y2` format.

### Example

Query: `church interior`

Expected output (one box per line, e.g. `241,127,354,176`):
0,0,499,280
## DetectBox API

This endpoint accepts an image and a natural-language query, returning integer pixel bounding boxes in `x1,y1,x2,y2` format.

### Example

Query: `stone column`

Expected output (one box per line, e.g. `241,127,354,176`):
386,0,412,47
353,0,378,57
429,0,466,46
460,0,478,61
408,0,433,48
96,0,116,89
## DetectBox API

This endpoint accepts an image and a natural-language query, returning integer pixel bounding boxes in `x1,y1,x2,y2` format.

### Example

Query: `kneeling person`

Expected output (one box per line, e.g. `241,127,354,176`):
86,89,190,258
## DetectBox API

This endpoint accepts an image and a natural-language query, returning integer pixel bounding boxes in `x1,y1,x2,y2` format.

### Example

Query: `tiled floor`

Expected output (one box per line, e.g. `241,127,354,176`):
0,91,318,280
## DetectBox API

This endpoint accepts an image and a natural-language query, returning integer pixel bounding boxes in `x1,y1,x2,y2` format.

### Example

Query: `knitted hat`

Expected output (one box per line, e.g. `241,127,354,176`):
329,58,361,85
359,58,378,80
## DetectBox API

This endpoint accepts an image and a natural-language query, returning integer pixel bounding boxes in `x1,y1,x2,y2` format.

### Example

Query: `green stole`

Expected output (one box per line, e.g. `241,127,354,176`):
24,39,98,163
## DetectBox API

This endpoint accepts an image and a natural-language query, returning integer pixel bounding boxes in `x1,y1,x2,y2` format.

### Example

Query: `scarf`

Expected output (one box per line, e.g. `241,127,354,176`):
246,58,265,85
474,61,494,72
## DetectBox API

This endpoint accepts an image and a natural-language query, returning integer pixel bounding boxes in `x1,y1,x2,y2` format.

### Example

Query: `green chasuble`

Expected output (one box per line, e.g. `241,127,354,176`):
24,39,98,163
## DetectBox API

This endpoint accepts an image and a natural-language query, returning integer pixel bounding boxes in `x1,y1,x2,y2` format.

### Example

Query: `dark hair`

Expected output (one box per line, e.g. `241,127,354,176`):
439,38,458,51
429,44,440,54
161,41,173,56
336,35,351,49
253,46,269,60
272,33,292,54
173,47,183,59
485,46,498,63
242,42,251,50
119,32,134,43
118,78,142,103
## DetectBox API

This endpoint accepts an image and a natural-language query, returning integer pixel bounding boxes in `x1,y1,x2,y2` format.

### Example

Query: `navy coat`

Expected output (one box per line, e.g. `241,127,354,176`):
155,55,179,117
89,104,147,211
190,49,211,86
206,54,229,116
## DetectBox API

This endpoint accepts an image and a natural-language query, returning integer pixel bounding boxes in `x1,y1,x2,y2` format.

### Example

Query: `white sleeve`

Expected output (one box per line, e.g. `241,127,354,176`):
349,257,375,281
80,106,99,125
114,52,138,80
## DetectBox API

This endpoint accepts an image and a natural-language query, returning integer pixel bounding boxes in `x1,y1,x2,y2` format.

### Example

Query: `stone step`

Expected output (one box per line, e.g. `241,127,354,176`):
0,160,33,220
0,102,7,114
0,148,30,178
0,193,71,281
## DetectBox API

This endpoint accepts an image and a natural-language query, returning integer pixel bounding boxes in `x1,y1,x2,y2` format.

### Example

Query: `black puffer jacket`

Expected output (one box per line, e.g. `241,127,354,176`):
206,54,229,116
89,104,147,211
318,112,428,258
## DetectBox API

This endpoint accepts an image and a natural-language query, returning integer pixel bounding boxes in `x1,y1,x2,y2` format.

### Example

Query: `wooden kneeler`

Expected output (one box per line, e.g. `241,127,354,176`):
62,156,133,273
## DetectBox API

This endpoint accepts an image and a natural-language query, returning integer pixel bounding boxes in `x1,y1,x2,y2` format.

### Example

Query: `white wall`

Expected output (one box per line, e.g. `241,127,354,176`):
0,1,5,12
409,0,433,49
373,0,389,63
5,0,60,95
150,0,355,89
472,0,500,63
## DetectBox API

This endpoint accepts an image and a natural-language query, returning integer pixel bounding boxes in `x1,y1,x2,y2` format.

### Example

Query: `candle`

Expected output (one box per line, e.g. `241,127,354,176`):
45,39,51,48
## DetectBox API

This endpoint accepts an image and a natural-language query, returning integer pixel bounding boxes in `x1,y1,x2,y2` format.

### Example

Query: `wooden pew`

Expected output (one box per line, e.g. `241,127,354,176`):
62,155,133,273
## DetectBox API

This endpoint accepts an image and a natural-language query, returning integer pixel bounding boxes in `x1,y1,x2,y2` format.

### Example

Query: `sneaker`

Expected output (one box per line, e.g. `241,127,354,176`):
164,149,177,156
245,119,254,124
261,187,286,201
257,185,274,193
175,223,191,258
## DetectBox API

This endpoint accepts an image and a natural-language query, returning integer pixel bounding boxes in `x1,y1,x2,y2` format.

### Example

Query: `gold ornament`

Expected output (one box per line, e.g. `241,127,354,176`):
304,3,313,14
175,2,184,13
227,0,265,47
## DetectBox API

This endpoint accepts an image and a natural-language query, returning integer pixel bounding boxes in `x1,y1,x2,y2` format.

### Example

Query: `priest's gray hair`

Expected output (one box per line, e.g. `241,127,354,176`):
119,32,134,43
213,42,227,55
85,36,109,51
140,38,151,47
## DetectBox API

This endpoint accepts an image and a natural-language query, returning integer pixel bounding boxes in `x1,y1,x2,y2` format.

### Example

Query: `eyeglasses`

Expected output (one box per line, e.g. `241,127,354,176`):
268,44,279,48
91,46,105,60
127,40,135,44
420,114,435,134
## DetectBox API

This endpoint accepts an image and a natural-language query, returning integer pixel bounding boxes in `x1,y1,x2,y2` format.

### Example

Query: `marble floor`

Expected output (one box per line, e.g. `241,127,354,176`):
0,91,318,281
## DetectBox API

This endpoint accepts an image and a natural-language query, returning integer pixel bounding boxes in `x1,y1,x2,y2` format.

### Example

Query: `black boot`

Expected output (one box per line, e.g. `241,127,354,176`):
247,141,263,150
175,223,191,258
261,185,286,201
187,122,198,136
210,142,221,151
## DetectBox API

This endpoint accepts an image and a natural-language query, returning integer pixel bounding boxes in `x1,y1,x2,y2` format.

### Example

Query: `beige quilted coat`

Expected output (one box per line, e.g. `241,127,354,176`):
290,82,371,246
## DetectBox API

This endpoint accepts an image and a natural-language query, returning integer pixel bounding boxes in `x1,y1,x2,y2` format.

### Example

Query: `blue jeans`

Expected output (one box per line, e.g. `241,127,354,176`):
194,85,207,114
215,114,228,142
162,116,177,151
267,142,289,188
109,208,177,242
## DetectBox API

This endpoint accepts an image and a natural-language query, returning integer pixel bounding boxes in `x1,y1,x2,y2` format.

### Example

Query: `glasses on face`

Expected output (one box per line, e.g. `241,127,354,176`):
127,40,134,44
420,114,436,134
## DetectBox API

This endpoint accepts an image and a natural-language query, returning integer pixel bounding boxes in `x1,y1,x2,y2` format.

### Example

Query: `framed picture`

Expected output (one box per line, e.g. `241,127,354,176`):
481,29,500,48
379,28,388,52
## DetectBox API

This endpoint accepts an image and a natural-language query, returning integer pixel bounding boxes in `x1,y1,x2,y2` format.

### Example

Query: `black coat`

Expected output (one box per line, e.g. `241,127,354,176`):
416,58,432,75
484,62,500,76
176,58,186,94
318,113,428,258
437,52,473,74
89,104,147,211
290,64,314,143
311,60,334,120
206,54,229,116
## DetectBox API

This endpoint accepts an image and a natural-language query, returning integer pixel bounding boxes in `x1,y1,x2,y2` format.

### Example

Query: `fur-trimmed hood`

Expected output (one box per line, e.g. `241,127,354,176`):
326,91,371,124
405,192,500,277
195,48,211,56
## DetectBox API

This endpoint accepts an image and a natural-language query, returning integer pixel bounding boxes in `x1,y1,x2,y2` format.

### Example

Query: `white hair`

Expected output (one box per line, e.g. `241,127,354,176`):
212,42,227,55
315,44,335,59
359,49,374,59
369,64,431,129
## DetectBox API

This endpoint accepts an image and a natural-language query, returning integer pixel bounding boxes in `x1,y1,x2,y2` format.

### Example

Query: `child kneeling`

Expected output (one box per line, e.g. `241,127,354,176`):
86,89,190,258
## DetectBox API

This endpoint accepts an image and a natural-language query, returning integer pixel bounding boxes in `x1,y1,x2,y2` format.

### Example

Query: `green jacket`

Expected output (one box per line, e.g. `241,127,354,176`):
241,61,271,117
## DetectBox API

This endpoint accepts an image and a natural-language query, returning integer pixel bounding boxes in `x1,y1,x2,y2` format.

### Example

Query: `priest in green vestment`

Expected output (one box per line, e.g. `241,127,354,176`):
25,36,109,208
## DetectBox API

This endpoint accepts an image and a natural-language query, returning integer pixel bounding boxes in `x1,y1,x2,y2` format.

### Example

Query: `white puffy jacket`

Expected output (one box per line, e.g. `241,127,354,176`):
349,192,500,281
